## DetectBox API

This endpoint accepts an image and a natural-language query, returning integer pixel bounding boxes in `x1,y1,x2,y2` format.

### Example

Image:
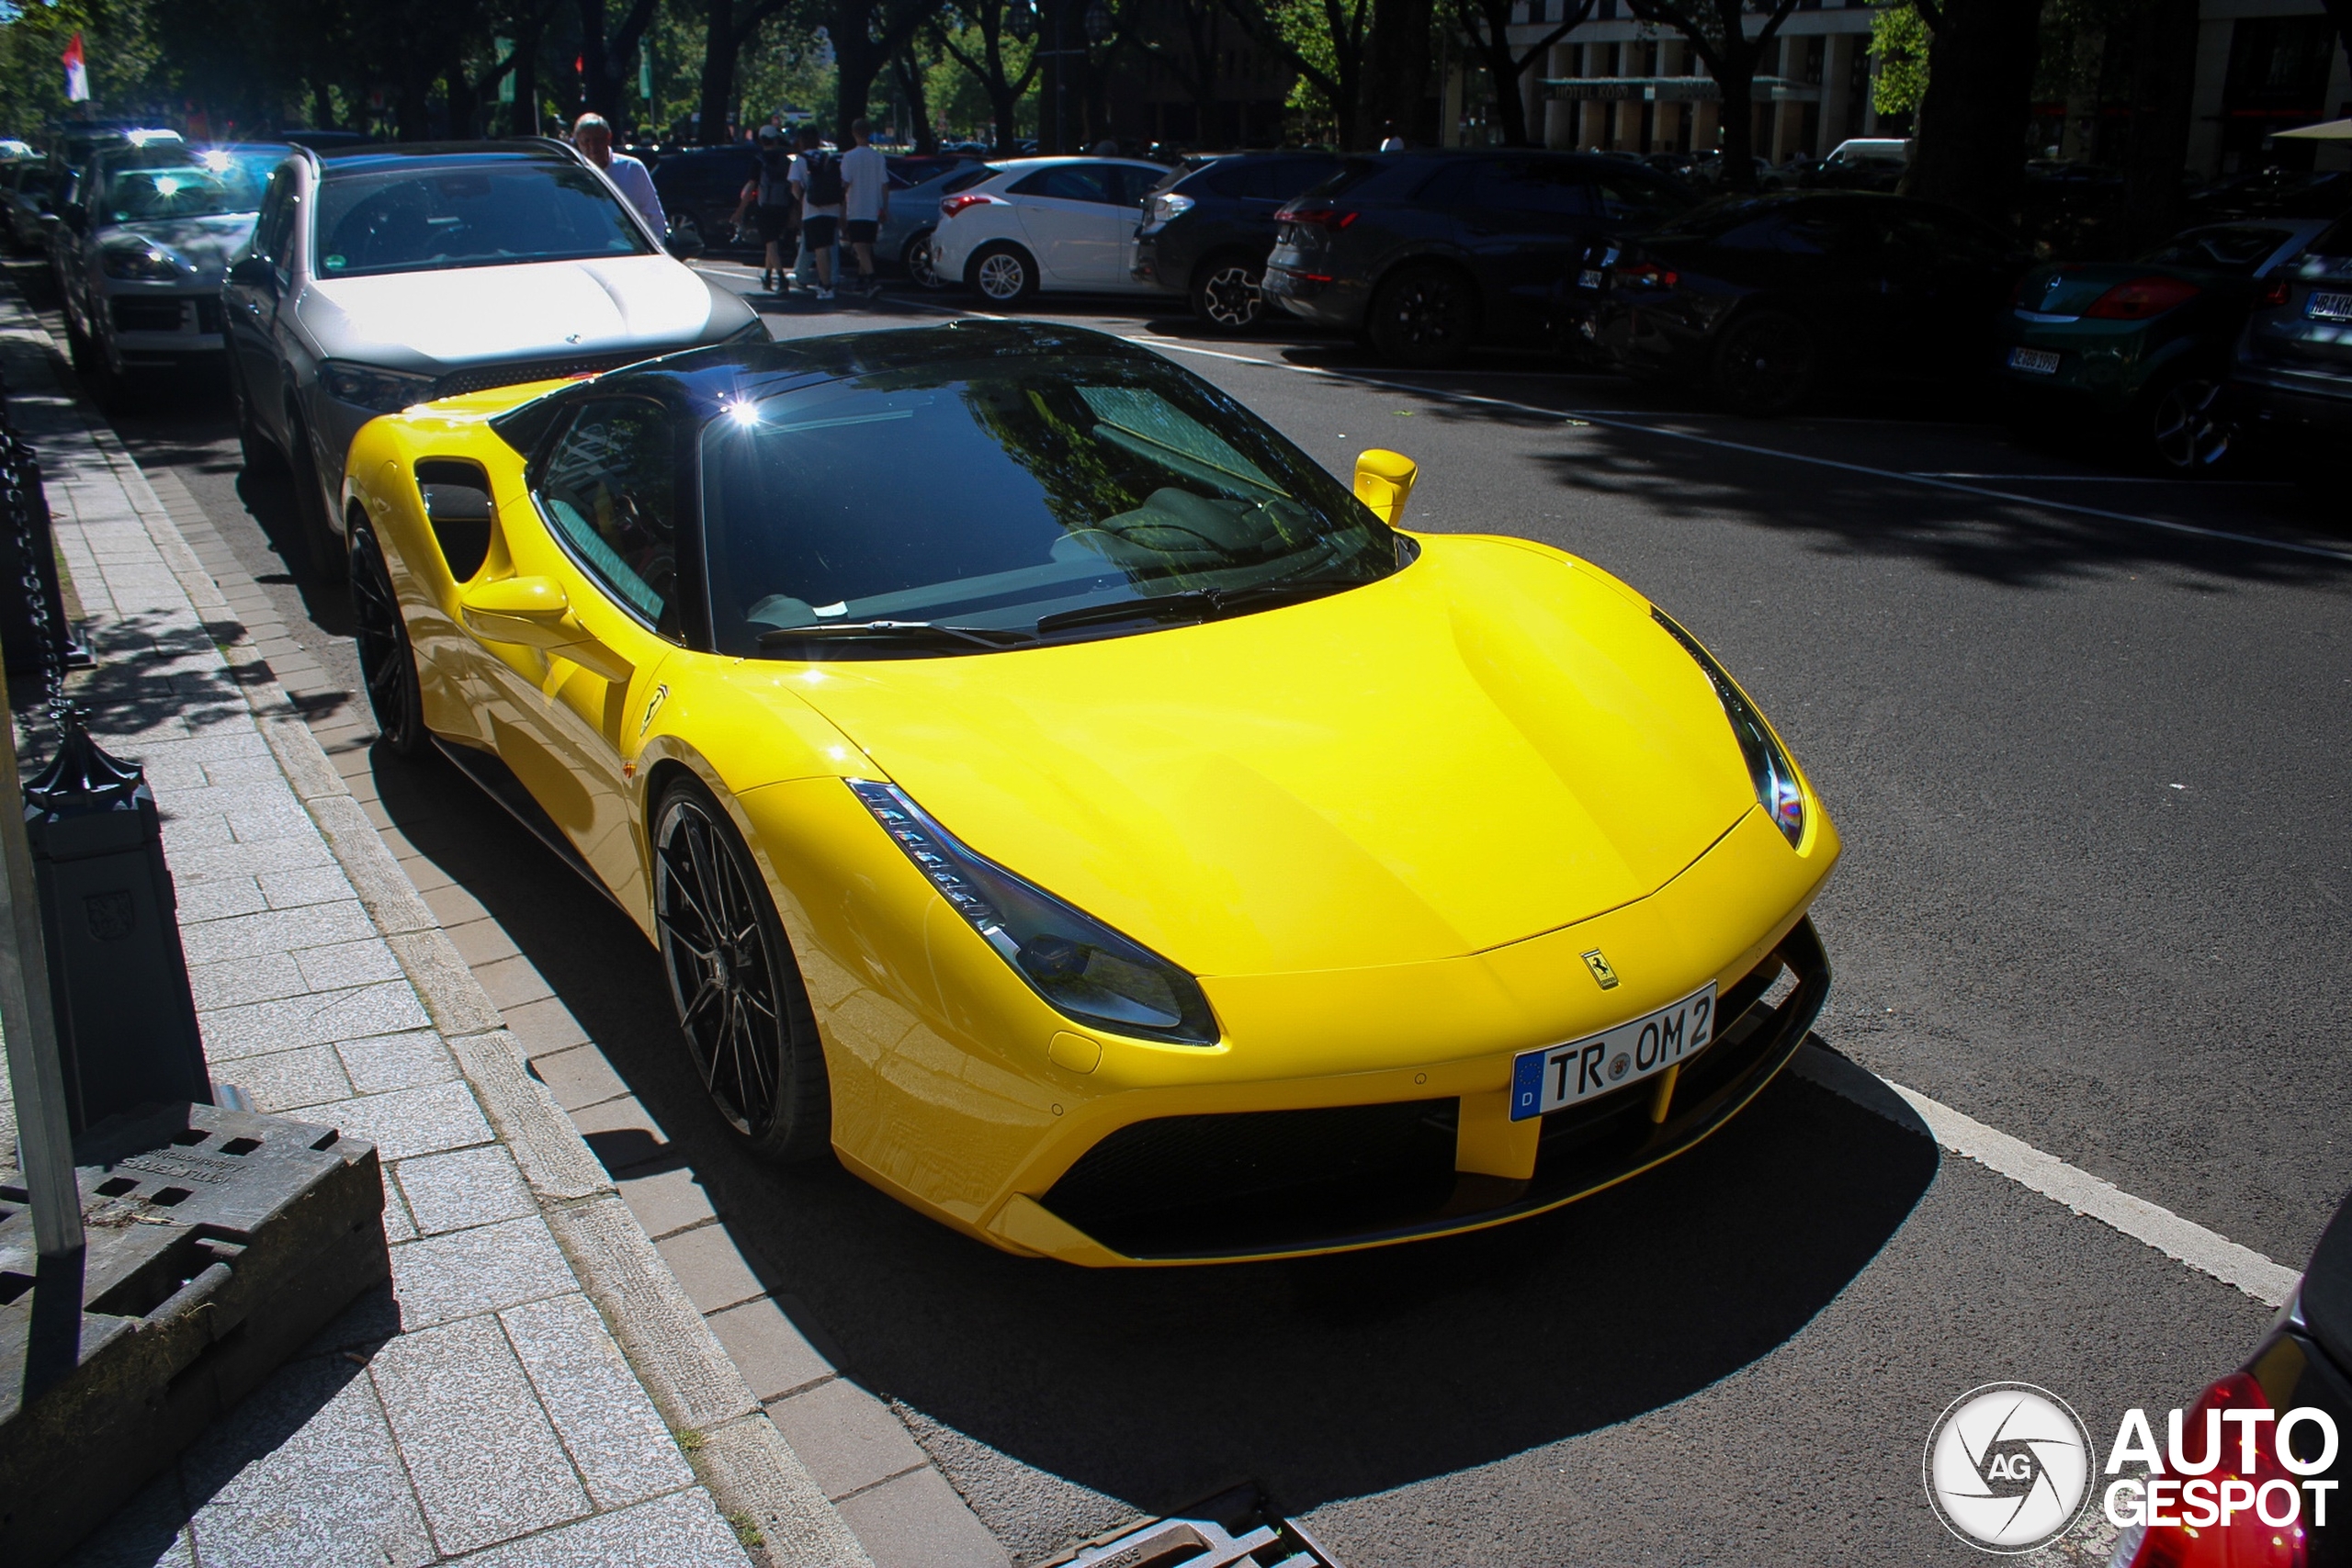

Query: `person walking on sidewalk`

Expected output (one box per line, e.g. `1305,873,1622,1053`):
571,113,669,241
789,128,842,301
840,118,889,298
738,124,796,292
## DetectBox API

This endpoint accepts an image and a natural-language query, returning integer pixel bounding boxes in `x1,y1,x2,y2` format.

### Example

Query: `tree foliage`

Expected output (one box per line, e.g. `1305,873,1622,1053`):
1870,0,1929,119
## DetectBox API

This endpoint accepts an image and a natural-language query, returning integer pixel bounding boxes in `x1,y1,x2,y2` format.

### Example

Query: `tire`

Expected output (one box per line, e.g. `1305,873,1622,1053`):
1191,254,1265,333
2140,370,2233,475
285,406,348,584
904,228,942,289
347,517,428,757
651,777,832,1162
967,242,1037,307
1708,310,1818,417
1367,263,1479,367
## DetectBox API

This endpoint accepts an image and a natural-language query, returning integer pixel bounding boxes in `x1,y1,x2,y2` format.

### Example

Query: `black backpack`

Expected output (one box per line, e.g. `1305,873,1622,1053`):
805,151,842,208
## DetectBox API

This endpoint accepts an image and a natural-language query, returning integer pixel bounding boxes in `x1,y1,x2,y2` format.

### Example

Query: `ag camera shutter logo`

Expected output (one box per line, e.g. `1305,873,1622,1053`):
1924,1383,2094,1552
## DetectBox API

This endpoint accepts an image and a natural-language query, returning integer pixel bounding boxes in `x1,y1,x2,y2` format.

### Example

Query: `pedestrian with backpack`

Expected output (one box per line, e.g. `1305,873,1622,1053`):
790,128,843,301
840,118,890,297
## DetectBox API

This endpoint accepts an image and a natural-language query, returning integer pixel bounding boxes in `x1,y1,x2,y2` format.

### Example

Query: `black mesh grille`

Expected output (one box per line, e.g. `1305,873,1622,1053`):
111,298,186,333
430,348,682,401
193,297,223,333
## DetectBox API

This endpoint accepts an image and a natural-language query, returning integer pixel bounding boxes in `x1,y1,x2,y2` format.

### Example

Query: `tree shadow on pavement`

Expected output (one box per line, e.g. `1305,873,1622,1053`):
366,742,1941,1522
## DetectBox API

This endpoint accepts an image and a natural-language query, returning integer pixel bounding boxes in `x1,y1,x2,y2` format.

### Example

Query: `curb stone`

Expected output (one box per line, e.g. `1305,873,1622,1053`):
33,326,875,1568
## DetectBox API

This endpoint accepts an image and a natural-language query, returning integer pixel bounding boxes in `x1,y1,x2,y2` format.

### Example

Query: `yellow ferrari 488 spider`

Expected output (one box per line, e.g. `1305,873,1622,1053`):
340,321,1838,1266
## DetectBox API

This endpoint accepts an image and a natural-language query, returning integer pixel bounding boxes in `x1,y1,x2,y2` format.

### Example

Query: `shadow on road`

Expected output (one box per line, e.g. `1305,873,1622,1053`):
367,739,1939,1518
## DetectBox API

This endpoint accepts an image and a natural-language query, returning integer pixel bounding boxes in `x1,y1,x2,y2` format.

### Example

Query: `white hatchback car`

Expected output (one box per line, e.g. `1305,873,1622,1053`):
928,156,1170,305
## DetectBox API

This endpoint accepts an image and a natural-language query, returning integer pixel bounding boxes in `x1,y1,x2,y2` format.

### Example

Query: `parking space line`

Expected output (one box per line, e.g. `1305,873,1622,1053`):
1791,1045,2301,1306
1134,337,2352,568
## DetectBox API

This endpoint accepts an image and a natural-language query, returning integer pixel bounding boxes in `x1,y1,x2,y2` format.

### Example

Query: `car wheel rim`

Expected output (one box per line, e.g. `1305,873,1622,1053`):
656,797,785,1137
1393,279,1464,347
348,529,413,742
2152,378,2228,469
1724,321,1811,408
978,253,1024,301
908,238,937,288
1202,265,1260,327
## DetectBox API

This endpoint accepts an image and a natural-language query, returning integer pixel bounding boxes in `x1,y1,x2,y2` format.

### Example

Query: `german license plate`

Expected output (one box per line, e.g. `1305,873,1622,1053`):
1510,982,1716,1121
2308,291,2352,321
1578,267,1605,288
2007,346,2061,375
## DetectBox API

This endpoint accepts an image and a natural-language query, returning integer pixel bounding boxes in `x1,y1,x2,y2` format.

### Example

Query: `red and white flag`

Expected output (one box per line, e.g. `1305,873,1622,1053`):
62,33,88,103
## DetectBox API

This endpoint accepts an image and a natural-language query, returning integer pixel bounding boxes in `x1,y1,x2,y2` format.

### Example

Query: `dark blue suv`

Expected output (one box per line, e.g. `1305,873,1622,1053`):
1132,152,1345,331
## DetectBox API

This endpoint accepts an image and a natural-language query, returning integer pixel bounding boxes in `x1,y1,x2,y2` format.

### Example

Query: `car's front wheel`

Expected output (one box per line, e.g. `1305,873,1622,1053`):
1709,310,1818,417
1368,263,1478,367
347,517,427,757
967,242,1038,306
2142,370,2233,474
652,778,832,1162
904,228,941,288
1192,255,1266,333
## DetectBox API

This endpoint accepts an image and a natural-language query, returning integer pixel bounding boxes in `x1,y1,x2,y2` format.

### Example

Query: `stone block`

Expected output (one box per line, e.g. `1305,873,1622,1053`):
500,1293,695,1509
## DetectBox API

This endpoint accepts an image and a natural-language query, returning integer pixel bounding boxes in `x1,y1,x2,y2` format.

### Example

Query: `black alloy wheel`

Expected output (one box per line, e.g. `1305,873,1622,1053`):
653,780,832,1162
904,228,942,289
1709,310,1819,417
2143,372,2233,474
347,519,427,757
285,406,349,584
968,242,1037,306
1192,257,1265,333
1368,264,1478,367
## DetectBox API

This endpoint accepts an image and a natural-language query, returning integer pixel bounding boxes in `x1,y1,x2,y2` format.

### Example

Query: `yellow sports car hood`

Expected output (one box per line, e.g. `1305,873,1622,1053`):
762,536,1758,977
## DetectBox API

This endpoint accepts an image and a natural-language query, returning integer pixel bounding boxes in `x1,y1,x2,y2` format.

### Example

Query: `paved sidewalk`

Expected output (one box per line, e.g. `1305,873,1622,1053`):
0,298,867,1565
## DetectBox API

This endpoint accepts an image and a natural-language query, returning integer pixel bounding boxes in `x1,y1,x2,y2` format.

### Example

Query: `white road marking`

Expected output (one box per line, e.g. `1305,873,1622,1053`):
1791,1044,2301,1307
1133,338,2352,569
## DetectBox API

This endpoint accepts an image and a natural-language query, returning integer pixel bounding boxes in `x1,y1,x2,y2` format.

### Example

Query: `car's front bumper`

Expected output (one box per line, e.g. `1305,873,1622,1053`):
99,282,227,362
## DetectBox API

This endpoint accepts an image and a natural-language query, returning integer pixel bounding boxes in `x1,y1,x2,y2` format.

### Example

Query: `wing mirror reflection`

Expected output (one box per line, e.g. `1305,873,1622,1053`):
1353,448,1419,527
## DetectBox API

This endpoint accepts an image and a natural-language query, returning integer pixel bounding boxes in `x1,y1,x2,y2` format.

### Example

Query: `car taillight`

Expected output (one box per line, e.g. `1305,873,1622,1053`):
2260,274,2293,308
2084,276,2200,320
940,192,1001,220
1615,261,1678,290
1281,207,1357,231
2119,1372,2309,1568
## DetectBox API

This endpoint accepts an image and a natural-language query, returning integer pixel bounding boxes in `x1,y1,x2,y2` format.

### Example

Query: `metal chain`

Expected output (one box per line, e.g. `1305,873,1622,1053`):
1,430,69,731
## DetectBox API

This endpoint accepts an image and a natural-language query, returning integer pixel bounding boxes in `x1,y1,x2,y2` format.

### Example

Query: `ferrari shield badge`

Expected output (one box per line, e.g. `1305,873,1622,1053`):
1581,950,1621,990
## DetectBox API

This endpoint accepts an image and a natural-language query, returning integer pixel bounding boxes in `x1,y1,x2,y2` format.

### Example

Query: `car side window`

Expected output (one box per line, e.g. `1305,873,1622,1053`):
255,171,299,272
1589,169,1688,226
1470,159,1596,217
1254,159,1340,201
534,399,682,637
1010,164,1115,203
1106,166,1162,208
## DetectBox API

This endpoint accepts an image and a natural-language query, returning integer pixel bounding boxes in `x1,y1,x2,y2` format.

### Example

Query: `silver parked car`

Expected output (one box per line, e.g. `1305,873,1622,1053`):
51,142,287,407
223,139,762,579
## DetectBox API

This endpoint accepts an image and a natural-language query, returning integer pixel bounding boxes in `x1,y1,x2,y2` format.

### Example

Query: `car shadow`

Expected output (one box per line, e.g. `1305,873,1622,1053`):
365,739,1940,1519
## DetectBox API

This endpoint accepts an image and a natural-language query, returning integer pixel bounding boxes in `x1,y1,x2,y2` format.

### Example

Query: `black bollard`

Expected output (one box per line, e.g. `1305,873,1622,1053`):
22,711,210,1133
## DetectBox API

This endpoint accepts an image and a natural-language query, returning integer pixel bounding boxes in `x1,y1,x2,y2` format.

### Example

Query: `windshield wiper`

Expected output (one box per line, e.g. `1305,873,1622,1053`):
755,619,1033,653
1033,581,1342,637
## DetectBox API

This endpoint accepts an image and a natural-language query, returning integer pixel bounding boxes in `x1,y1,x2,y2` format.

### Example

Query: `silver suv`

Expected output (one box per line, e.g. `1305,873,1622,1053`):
223,138,761,579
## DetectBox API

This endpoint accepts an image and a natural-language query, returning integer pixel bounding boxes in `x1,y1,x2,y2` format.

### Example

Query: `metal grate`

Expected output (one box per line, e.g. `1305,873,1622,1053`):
1051,1486,1347,1568
430,346,689,401
110,298,187,333
193,297,222,333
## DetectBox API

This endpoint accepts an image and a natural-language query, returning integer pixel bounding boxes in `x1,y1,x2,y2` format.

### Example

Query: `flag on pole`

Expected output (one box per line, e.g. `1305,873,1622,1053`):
62,34,89,103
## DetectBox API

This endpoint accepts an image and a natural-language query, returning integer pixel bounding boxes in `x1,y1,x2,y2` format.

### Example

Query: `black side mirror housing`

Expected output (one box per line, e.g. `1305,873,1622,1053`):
666,230,705,260
228,254,275,290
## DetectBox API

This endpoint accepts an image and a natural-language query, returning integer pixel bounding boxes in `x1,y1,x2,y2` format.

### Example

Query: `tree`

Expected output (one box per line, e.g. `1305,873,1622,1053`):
1618,0,1806,188
696,0,797,143
574,0,665,123
889,42,939,150
1905,0,2043,223
1113,0,1226,146
933,0,1038,153
1451,0,1599,146
820,0,937,133
1868,0,1929,124
1361,0,1433,147
1220,0,1374,147
2116,0,2199,250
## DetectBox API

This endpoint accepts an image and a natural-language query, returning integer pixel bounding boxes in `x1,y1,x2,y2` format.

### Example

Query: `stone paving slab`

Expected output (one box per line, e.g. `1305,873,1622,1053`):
0,291,865,1568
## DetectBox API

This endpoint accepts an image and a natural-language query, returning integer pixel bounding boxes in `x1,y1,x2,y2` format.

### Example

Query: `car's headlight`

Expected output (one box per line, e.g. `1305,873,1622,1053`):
1149,193,1193,223
99,241,184,280
847,779,1220,1044
1652,608,1806,846
320,361,438,413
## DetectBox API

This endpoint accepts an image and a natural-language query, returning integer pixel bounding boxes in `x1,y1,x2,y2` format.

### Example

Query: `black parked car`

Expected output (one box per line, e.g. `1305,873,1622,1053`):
1132,151,1345,330
1261,149,1698,366
1577,192,2029,415
2231,209,2352,467
652,144,759,254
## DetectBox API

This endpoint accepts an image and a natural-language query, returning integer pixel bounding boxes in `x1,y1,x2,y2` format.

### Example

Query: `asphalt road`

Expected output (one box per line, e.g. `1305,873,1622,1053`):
45,254,2351,1565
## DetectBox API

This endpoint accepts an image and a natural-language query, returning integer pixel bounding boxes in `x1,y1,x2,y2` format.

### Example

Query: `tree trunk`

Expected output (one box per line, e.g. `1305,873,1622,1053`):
447,52,479,137
697,0,737,143
311,77,335,130
990,82,1022,152
1717,64,1757,187
577,0,610,119
515,19,544,134
893,50,937,152
2117,0,2199,253
1362,0,1433,146
1909,0,2042,225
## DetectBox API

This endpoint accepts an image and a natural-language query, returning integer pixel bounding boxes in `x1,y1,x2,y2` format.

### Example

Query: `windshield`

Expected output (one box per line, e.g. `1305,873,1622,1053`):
700,354,1402,657
102,150,277,221
313,160,656,278
2142,225,2296,276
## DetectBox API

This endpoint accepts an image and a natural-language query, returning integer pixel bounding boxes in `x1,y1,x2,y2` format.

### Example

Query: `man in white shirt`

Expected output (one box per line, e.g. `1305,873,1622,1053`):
571,114,669,242
839,118,890,297
788,127,842,300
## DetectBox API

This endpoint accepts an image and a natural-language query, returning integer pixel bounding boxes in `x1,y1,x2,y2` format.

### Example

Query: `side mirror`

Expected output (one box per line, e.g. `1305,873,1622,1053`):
229,254,275,290
666,229,705,260
1353,448,1419,527
459,575,632,680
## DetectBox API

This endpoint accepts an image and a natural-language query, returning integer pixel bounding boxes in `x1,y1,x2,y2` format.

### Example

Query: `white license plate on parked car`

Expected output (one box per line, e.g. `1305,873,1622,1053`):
2007,346,2061,375
2308,291,2352,321
1510,982,1717,1121
1578,268,1605,288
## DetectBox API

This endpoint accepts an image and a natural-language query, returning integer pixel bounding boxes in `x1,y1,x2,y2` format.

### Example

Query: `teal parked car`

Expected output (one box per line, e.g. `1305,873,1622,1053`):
1996,219,2330,473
